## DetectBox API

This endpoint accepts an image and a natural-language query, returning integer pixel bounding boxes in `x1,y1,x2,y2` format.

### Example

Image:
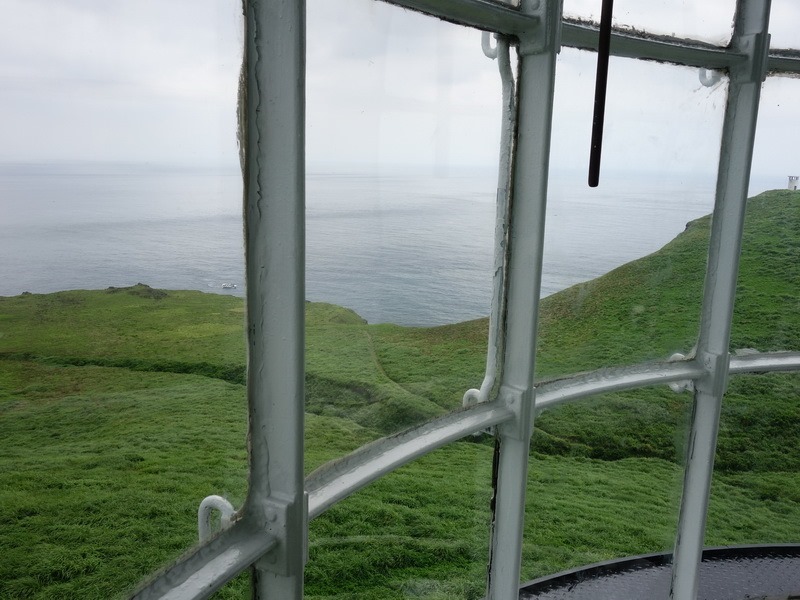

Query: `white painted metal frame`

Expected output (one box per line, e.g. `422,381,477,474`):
671,4,772,598
128,1,799,599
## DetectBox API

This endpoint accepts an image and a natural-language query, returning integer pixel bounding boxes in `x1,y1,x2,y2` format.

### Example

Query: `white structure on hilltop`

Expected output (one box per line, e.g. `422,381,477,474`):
789,176,799,191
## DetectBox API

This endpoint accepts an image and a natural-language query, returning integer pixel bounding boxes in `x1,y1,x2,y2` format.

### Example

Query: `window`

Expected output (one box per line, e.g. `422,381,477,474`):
4,1,799,599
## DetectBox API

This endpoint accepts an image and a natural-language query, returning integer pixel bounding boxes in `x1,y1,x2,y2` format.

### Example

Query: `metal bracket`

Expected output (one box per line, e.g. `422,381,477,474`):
734,32,771,83
497,384,534,441
253,492,308,576
695,350,731,399
482,31,499,59
518,0,563,56
698,68,723,88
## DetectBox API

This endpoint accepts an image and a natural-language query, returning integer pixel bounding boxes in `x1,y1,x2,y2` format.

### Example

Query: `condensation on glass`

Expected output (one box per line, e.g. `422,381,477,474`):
127,1,800,600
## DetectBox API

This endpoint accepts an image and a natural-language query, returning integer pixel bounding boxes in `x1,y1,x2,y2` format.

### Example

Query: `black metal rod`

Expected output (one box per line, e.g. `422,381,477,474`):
588,0,614,187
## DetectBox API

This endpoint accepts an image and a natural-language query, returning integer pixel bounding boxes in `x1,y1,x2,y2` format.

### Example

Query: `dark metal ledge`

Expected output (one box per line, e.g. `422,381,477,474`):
519,545,800,600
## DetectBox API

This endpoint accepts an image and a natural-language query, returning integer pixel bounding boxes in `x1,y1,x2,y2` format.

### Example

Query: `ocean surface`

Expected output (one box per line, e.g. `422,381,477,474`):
0,162,774,326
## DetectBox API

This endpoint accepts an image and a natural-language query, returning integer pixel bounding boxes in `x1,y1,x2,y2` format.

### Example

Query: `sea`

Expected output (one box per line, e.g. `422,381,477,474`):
0,162,777,327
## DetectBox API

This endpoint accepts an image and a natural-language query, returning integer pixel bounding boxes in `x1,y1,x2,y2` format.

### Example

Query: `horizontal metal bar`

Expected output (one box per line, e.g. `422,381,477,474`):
768,50,800,75
729,351,800,374
306,352,799,522
306,402,514,519
535,360,706,411
562,21,746,69
562,21,800,76
535,351,800,412
379,4,799,74
129,519,277,600
378,0,537,37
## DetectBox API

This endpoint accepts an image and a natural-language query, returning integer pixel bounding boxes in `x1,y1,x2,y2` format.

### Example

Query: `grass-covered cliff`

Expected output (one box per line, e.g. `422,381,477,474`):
0,190,797,599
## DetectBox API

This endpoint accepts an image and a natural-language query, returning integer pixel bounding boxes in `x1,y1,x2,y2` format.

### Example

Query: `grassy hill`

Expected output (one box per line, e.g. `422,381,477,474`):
0,190,797,599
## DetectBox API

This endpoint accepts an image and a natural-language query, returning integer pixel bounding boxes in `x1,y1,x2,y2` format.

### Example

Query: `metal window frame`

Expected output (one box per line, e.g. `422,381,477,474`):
130,1,800,599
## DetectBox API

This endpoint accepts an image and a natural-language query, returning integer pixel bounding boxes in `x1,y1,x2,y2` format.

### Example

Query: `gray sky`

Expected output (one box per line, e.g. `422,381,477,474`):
0,0,797,181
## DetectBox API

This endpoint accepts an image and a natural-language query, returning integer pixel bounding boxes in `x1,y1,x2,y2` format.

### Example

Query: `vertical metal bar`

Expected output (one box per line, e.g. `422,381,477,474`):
486,1,562,598
670,2,771,599
242,0,306,598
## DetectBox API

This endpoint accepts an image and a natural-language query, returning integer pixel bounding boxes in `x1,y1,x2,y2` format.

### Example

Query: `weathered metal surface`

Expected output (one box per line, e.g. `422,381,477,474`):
129,0,308,596
463,35,516,409
562,20,747,69
240,0,307,596
768,50,800,75
486,1,563,598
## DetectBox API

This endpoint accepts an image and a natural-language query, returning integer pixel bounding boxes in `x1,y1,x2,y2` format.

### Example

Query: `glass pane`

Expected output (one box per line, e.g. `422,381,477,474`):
0,0,244,294
523,390,690,579
0,1,246,597
306,0,501,326
709,373,800,544
526,52,730,585
305,4,503,595
538,50,726,378
745,76,799,354
768,0,800,49
750,76,800,198
307,444,494,599
563,0,735,46
305,0,503,443
730,188,799,353
726,68,800,567
523,373,800,585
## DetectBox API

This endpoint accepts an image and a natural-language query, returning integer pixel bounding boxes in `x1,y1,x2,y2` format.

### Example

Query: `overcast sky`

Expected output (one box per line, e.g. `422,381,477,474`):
0,0,797,181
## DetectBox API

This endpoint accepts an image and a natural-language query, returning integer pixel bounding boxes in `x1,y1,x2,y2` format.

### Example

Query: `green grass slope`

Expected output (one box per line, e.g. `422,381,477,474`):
0,190,798,599
365,190,799,467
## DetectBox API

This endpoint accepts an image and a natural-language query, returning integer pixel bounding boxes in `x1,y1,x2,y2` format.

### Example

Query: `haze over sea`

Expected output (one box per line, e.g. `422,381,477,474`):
0,162,775,326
